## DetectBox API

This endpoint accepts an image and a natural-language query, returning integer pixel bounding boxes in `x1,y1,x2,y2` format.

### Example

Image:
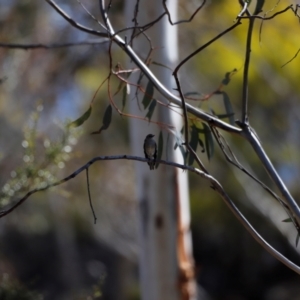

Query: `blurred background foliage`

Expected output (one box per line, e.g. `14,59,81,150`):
1,0,300,299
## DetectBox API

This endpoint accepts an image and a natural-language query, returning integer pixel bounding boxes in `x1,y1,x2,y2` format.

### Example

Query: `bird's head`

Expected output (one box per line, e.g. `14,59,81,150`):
145,134,155,139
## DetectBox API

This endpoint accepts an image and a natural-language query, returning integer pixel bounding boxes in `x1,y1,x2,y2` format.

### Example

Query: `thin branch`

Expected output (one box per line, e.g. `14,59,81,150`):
174,20,241,74
76,0,106,30
239,4,294,20
258,0,281,44
173,50,208,173
86,168,97,224
163,0,206,25
281,48,300,68
0,155,197,217
238,123,300,226
211,127,300,234
210,177,300,275
45,0,108,37
0,40,108,50
238,0,250,17
241,17,255,124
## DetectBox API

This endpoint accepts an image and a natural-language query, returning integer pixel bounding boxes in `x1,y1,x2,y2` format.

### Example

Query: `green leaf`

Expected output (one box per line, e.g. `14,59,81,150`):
203,123,214,160
102,104,112,129
155,131,163,169
254,0,265,14
216,112,235,120
142,80,154,109
282,217,292,223
222,92,235,125
198,138,205,153
91,104,112,134
68,106,92,128
188,126,199,166
145,100,157,121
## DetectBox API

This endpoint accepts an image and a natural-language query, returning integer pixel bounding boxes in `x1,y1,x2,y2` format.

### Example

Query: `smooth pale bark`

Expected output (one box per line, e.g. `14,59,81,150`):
125,1,197,299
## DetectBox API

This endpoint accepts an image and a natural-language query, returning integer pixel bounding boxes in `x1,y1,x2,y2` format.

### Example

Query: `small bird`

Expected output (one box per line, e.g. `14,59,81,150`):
143,134,157,170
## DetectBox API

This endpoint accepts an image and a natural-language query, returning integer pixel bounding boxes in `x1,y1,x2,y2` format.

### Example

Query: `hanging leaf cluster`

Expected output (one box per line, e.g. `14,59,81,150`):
186,123,214,166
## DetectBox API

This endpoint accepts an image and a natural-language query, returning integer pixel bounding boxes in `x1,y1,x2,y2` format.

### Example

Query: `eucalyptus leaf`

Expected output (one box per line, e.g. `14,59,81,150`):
91,104,112,135
203,123,214,160
142,80,154,109
145,100,157,121
68,106,92,128
222,92,235,125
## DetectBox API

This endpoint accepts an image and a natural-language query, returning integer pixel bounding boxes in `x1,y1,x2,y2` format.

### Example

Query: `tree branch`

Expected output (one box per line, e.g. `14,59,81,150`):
1,154,300,275
0,40,108,50
241,16,254,124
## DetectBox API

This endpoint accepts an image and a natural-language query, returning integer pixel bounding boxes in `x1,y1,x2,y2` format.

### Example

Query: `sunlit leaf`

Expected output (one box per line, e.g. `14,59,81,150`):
91,104,112,135
156,131,163,169
142,80,154,109
145,100,157,121
193,122,205,134
203,123,214,160
68,106,92,128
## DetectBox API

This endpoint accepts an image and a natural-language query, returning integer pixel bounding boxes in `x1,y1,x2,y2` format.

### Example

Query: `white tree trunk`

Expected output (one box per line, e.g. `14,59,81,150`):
125,1,197,299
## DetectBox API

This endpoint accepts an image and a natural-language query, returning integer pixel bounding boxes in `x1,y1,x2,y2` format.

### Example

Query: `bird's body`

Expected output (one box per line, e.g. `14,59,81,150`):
143,134,157,170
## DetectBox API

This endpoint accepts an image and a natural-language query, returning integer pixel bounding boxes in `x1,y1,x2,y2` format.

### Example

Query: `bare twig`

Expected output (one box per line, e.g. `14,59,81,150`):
86,168,97,224
281,48,300,68
258,0,281,44
241,17,255,124
211,127,300,234
0,40,108,50
45,0,108,37
239,4,294,20
173,49,208,173
238,123,300,226
174,20,241,74
163,0,206,25
76,0,106,30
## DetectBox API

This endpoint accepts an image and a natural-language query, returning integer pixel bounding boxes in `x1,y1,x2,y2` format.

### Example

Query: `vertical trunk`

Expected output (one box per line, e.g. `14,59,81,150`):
125,1,197,299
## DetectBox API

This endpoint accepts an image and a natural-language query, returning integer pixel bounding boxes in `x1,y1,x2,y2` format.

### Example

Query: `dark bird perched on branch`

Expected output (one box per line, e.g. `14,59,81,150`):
143,134,157,170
